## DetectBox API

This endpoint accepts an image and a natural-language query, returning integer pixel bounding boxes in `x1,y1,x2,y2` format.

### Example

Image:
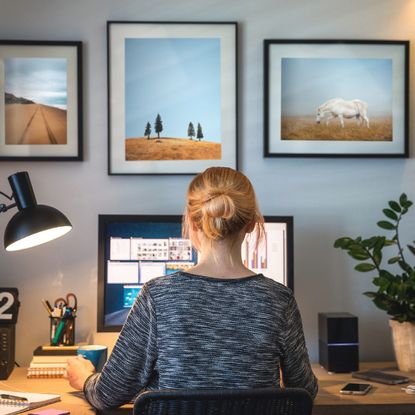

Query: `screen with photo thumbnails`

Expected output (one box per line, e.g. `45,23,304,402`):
97,215,293,331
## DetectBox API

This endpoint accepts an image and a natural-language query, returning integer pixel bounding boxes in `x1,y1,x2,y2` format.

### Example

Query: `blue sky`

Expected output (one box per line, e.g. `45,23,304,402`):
125,38,221,142
5,58,67,109
281,58,392,116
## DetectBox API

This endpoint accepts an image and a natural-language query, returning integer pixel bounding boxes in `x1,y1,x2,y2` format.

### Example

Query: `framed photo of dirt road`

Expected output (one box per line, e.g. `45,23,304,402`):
107,21,237,174
0,40,83,161
264,40,409,158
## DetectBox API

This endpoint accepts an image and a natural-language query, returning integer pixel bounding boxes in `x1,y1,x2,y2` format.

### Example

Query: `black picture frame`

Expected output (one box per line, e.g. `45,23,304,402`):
107,21,238,175
0,40,83,161
264,39,409,158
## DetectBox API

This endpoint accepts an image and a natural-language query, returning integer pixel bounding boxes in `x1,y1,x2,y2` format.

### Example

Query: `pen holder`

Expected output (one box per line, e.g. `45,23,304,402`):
49,316,75,346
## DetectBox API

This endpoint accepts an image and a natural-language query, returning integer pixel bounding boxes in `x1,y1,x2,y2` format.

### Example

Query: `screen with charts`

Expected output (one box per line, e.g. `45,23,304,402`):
97,215,293,331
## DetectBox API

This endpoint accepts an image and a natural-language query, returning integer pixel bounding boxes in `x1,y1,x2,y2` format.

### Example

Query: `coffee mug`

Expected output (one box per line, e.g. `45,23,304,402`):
77,345,108,372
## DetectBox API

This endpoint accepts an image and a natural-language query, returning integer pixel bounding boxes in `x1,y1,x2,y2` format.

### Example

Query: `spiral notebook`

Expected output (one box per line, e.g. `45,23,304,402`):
0,391,60,415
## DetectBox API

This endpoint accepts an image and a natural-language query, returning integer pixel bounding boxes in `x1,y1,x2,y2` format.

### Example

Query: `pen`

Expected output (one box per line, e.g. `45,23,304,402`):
41,299,53,316
0,394,28,402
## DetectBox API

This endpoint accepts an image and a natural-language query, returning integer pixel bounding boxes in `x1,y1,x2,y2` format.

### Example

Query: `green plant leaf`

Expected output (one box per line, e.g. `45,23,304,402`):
384,239,396,246
333,237,354,249
388,256,401,264
348,251,370,261
398,261,413,274
363,291,377,299
403,200,413,209
382,208,398,221
377,221,396,230
373,249,382,266
399,193,408,206
389,201,401,212
355,263,376,272
407,244,415,256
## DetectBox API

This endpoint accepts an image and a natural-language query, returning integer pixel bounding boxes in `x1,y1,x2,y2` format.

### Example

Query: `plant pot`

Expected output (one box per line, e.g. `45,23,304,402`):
389,319,415,372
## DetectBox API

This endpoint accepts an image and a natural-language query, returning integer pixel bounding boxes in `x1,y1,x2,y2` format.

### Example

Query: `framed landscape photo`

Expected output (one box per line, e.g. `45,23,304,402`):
107,21,237,174
0,40,83,161
264,40,409,158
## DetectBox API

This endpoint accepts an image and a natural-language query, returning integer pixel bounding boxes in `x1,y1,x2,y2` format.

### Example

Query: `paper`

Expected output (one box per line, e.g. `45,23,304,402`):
0,391,60,415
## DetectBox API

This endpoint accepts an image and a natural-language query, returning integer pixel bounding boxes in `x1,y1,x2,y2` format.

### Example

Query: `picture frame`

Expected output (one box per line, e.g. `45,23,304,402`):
0,40,83,161
264,40,409,158
107,21,237,175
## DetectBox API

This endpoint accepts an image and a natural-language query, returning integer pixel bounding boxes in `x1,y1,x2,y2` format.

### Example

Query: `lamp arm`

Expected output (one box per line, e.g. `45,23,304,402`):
0,190,16,213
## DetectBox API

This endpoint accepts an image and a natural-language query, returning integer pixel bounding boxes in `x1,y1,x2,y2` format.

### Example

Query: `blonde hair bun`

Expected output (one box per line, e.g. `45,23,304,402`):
183,167,264,243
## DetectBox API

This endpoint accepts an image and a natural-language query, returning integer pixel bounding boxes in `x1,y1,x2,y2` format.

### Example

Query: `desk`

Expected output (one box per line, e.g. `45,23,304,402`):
1,363,415,415
312,362,415,415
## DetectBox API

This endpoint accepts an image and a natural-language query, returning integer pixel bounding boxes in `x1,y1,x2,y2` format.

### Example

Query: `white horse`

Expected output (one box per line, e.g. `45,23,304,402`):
315,98,369,128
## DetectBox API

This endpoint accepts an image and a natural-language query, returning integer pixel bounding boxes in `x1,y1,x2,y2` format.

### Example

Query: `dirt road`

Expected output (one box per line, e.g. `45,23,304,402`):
5,103,67,145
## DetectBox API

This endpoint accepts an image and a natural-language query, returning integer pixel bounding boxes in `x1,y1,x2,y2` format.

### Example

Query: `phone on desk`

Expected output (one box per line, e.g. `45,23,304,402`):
340,383,372,395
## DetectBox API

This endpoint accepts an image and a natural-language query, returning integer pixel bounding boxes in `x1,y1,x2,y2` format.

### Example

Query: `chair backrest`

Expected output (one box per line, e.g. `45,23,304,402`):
133,387,313,415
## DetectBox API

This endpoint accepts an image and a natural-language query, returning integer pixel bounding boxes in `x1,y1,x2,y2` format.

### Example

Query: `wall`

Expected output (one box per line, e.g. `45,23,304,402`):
0,0,414,366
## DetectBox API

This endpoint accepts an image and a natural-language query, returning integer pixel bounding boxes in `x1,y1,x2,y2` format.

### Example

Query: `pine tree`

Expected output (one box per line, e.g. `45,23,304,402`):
187,122,195,140
144,122,151,140
154,114,163,139
197,123,204,141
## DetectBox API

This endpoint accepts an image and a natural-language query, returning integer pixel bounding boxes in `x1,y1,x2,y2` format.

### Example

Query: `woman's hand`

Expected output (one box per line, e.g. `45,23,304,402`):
65,356,96,390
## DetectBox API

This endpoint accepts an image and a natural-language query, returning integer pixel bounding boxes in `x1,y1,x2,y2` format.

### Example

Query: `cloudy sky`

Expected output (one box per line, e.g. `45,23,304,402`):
125,37,221,142
281,58,392,117
5,57,67,109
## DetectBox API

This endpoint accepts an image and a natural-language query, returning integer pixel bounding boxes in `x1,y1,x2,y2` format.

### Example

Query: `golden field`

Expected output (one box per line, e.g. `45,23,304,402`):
6,103,67,145
126,137,221,161
281,116,392,141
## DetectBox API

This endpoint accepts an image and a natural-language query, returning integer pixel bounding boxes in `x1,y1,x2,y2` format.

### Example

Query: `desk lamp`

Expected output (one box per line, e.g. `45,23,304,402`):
0,171,72,251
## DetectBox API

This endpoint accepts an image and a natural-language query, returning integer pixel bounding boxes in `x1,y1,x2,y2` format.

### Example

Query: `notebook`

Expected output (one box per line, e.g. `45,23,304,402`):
0,391,60,415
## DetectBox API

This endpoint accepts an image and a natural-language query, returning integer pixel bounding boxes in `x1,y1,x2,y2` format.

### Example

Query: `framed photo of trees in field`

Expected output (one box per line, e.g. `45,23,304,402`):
107,21,237,174
264,40,409,158
0,40,83,161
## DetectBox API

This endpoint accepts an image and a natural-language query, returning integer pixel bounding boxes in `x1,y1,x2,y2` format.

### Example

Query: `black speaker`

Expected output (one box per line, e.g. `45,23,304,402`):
0,325,15,380
318,312,359,373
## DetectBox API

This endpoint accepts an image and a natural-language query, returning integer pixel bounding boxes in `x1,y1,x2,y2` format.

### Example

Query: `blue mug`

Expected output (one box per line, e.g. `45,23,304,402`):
77,345,108,372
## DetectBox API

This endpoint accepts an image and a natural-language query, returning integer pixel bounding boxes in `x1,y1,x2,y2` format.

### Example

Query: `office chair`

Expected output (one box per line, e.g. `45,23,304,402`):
134,387,313,415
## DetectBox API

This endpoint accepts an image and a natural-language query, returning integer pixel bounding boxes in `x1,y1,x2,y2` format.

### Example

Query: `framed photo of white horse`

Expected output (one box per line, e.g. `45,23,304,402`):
107,21,238,175
264,40,409,158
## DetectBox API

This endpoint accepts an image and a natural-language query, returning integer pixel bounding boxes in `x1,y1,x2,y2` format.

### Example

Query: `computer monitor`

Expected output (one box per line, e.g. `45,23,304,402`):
97,214,293,332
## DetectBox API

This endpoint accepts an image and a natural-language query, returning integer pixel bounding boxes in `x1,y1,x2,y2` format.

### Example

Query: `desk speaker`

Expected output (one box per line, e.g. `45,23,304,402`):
318,312,359,373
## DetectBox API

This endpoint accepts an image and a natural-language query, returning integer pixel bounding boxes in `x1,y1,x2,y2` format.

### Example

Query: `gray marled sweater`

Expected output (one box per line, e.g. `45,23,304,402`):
84,272,318,409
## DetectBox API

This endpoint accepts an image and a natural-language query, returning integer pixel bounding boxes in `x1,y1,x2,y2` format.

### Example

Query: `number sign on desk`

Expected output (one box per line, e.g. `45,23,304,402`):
0,289,19,324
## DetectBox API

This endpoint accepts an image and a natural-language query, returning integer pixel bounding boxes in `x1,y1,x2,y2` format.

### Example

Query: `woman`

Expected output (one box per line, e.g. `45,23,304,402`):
66,167,318,409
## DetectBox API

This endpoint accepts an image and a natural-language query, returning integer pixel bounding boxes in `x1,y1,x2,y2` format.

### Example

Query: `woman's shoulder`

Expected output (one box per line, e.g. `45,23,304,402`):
256,274,293,300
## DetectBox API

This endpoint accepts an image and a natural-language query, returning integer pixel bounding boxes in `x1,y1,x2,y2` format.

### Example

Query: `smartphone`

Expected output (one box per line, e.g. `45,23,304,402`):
340,383,372,395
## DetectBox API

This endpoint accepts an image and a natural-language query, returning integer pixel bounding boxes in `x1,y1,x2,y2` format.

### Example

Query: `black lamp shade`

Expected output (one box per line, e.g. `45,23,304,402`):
4,204,72,252
2,171,72,251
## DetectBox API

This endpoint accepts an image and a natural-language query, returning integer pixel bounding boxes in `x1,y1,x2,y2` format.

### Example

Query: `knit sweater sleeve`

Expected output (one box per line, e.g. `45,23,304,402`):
280,294,318,399
83,284,157,409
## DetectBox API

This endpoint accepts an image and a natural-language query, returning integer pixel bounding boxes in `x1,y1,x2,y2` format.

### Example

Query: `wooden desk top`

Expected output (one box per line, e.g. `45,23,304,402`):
2,363,415,415
312,362,415,415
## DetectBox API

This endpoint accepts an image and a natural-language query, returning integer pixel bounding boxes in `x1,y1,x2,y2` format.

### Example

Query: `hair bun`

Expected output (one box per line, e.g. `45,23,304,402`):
203,192,236,220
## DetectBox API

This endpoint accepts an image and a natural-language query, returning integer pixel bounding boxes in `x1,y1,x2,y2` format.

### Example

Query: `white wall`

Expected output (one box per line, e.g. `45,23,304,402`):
1,0,415,366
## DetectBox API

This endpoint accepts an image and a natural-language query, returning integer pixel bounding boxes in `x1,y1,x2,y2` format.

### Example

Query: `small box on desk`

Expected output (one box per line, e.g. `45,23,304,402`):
318,312,359,373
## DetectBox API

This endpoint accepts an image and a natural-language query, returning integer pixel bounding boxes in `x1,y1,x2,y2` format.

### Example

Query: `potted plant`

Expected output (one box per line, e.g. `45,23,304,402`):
334,193,415,371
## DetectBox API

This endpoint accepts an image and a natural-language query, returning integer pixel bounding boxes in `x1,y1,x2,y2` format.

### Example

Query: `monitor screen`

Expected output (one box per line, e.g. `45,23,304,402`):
97,215,293,332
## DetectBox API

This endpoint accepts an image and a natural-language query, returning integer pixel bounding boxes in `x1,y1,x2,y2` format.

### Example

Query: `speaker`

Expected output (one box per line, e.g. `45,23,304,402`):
0,325,15,380
318,312,359,373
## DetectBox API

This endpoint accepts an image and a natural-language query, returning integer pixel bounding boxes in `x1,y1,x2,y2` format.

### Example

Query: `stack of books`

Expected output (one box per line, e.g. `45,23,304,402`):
27,345,78,379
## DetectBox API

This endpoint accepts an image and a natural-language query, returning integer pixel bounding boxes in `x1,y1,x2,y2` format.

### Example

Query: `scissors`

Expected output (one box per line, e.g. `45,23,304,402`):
53,292,78,313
